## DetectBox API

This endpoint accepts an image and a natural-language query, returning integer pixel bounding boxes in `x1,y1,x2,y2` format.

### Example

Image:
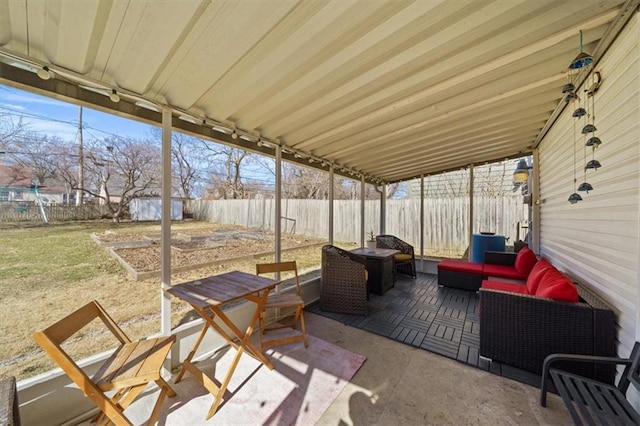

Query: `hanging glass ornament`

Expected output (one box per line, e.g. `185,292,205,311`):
573,108,587,117
578,182,593,192
585,159,601,170
586,136,601,147
568,193,583,204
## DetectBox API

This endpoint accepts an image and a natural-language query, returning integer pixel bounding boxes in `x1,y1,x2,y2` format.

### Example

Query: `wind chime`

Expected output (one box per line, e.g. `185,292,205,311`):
565,30,602,204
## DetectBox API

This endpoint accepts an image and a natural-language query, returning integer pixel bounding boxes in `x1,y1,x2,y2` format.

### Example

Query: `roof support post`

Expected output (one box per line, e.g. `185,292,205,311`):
160,106,172,336
380,184,386,235
329,164,334,245
275,145,282,264
75,106,83,206
531,150,541,254
360,175,365,248
420,175,425,271
468,164,474,260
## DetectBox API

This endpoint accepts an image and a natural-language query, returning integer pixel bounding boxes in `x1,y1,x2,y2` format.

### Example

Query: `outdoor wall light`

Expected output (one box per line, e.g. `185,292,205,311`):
37,66,53,80
512,159,531,184
231,130,238,139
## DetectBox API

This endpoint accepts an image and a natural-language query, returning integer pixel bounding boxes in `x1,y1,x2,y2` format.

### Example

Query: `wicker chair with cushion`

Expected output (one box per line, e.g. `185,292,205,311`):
320,245,369,315
376,235,416,278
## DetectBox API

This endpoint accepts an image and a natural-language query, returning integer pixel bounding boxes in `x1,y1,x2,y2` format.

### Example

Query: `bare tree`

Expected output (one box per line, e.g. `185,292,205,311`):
0,163,31,186
255,157,392,200
82,137,161,221
4,132,61,186
281,163,329,199
0,113,27,153
49,139,82,204
201,145,252,199
148,129,209,199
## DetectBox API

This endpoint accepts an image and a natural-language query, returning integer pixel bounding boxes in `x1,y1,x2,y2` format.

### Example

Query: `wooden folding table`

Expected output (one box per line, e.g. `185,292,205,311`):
165,270,279,419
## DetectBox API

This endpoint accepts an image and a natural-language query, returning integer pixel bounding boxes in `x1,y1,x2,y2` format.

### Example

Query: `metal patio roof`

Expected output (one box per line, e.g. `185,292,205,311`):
0,0,636,184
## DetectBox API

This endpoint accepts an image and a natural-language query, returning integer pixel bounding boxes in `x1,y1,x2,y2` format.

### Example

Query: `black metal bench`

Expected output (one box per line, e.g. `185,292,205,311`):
540,342,640,425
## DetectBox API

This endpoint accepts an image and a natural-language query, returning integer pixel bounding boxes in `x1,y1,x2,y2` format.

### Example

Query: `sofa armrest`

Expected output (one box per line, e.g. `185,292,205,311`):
483,251,517,266
479,287,615,381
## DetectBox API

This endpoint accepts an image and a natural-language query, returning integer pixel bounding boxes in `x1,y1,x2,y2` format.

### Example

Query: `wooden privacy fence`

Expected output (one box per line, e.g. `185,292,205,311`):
0,202,110,223
187,196,528,258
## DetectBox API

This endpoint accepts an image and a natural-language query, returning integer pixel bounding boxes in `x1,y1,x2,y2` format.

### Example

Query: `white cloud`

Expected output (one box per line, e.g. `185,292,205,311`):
24,118,77,140
3,103,26,111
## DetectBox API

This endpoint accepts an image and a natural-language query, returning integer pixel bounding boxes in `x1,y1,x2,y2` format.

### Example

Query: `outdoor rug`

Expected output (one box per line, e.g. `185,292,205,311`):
307,272,540,387
125,331,366,425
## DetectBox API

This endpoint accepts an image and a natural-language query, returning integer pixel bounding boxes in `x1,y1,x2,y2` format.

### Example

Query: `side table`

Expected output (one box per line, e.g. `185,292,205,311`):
350,247,399,295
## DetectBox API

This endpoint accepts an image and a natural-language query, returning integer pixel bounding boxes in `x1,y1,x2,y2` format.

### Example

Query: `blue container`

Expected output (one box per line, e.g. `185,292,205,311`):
471,234,506,263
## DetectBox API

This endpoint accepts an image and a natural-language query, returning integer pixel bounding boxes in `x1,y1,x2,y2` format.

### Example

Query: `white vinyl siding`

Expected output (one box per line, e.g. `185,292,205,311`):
538,12,639,361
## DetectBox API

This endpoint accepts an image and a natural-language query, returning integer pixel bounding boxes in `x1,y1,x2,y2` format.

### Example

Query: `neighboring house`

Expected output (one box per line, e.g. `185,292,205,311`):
0,165,70,205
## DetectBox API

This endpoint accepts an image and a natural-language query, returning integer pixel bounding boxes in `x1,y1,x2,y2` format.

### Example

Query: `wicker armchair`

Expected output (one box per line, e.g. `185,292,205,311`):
376,235,416,278
320,245,369,315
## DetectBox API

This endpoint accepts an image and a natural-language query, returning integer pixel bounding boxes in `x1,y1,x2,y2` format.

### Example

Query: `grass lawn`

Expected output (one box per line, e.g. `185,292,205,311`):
0,220,331,380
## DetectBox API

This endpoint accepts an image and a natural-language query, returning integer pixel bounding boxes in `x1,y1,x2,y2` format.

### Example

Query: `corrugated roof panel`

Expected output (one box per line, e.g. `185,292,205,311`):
0,0,632,183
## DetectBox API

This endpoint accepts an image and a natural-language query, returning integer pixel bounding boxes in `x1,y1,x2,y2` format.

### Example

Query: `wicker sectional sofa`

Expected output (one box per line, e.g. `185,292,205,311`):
437,247,538,291
440,248,617,382
478,258,617,383
480,281,616,383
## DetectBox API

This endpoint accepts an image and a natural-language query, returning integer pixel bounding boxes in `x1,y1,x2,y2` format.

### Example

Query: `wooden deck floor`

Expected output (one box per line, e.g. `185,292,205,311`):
307,272,540,387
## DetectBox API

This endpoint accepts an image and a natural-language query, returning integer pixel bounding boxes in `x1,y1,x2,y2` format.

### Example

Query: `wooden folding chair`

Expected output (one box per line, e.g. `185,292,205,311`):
255,261,308,350
32,300,176,426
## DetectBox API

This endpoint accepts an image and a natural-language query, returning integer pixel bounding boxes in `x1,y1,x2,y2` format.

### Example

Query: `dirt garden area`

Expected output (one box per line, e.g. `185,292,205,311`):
92,226,327,280
0,220,338,380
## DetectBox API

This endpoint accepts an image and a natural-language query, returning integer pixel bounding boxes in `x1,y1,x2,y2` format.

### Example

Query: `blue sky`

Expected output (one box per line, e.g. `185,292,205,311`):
0,84,381,190
0,83,279,187
0,84,157,141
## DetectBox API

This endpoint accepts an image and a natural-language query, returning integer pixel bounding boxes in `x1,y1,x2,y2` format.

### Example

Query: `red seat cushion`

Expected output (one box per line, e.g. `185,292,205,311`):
481,280,530,294
514,247,538,275
482,263,528,281
535,268,579,303
438,260,483,274
525,258,554,294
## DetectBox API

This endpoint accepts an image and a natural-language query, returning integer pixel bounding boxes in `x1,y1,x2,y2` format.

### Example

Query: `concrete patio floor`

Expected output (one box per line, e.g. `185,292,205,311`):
306,312,571,425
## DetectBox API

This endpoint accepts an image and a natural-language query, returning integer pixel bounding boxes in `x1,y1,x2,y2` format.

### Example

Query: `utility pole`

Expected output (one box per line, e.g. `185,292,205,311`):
76,106,83,206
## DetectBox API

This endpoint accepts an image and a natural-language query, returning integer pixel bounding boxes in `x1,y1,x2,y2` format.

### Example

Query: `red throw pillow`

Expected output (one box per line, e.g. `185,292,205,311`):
525,258,554,294
515,247,538,276
535,268,579,303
